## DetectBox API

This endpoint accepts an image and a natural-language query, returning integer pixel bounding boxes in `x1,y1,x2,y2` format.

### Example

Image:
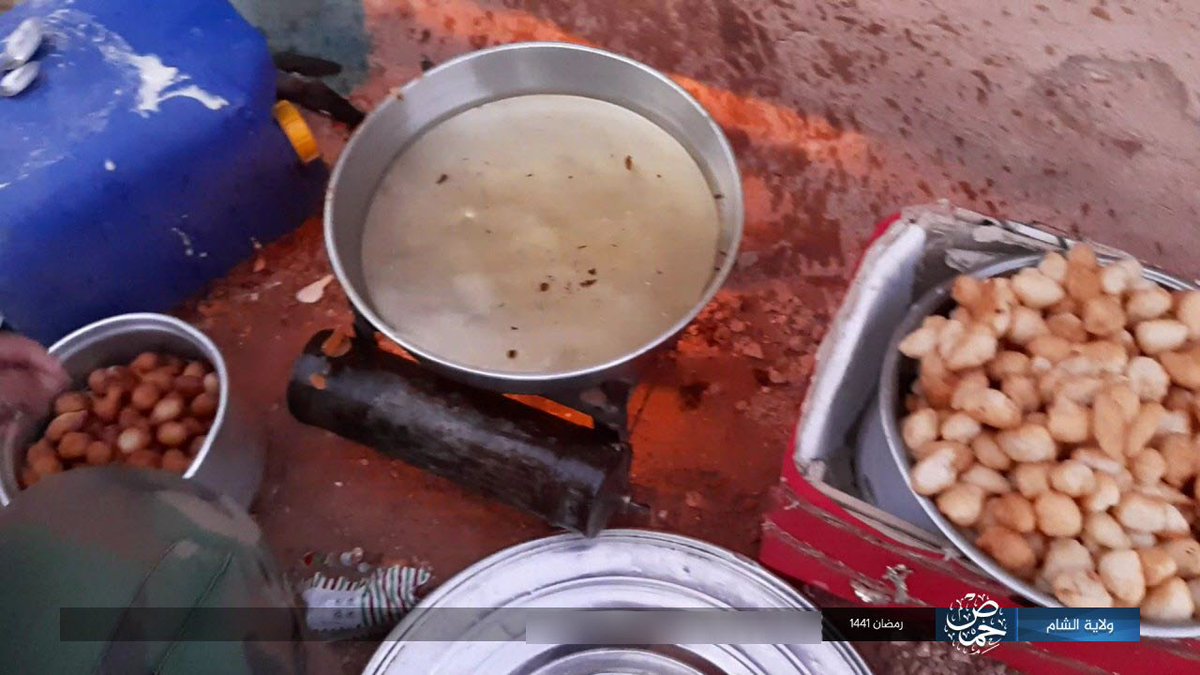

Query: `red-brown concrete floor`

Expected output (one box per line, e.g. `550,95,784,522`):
178,3,861,671
177,214,849,673
175,0,1200,672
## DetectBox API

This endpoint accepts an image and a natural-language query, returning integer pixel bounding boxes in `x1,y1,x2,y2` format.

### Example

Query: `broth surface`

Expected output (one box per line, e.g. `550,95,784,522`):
361,94,722,373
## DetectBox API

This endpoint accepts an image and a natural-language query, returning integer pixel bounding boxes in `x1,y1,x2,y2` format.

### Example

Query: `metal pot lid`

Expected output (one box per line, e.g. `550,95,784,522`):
364,529,870,675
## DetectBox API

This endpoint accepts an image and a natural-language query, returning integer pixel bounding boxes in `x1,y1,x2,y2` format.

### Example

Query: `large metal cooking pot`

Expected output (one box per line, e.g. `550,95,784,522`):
364,529,871,674
880,253,1200,638
326,42,743,393
0,314,263,508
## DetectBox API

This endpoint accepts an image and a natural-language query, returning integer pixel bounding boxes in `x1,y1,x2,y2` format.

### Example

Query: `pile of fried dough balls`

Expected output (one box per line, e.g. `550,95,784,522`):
898,245,1200,622
21,352,219,487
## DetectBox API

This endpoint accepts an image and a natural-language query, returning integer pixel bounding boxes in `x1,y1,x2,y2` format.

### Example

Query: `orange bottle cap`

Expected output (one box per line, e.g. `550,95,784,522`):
273,100,321,164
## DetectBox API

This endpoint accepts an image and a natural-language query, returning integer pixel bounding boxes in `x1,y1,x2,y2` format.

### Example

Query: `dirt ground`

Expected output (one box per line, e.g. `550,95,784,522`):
177,208,847,671
174,0,1200,672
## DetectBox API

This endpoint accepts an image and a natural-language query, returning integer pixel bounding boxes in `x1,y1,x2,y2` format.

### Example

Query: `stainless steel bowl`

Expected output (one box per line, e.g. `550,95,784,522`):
325,42,744,393
365,529,870,674
880,254,1200,638
0,313,263,508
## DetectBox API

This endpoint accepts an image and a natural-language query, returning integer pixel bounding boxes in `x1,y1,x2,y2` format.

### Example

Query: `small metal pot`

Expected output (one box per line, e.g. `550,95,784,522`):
0,313,263,508
880,254,1199,638
326,42,743,393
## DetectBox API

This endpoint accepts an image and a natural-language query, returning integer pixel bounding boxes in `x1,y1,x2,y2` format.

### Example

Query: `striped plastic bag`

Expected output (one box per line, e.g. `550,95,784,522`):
301,564,432,638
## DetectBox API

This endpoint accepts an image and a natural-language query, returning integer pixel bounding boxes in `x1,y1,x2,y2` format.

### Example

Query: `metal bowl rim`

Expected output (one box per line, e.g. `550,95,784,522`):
879,253,1200,638
366,528,869,674
47,312,228,479
403,529,816,611
324,41,744,387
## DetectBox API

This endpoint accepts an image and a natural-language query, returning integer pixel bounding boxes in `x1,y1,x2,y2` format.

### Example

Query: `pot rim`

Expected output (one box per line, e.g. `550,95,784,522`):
366,529,870,674
879,253,1200,638
324,41,744,389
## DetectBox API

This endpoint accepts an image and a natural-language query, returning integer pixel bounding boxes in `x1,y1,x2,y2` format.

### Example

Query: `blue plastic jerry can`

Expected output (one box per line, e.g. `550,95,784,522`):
0,0,326,343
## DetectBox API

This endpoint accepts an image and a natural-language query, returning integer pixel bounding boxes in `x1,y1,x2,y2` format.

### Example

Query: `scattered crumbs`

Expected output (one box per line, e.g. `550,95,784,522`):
526,173,534,177
576,244,588,249
656,269,663,275
295,274,334,303
436,173,449,184
580,279,597,288
713,266,721,271
587,268,597,276
656,173,662,178
568,175,574,179
539,282,550,292
624,155,634,171
510,326,519,331
485,228,493,234
420,56,435,71
610,243,618,248
741,341,766,360
713,193,724,200
507,349,518,359
394,90,405,100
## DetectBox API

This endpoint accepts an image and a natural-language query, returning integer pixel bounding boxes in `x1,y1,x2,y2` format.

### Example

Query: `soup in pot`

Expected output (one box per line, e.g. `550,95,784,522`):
360,94,722,373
